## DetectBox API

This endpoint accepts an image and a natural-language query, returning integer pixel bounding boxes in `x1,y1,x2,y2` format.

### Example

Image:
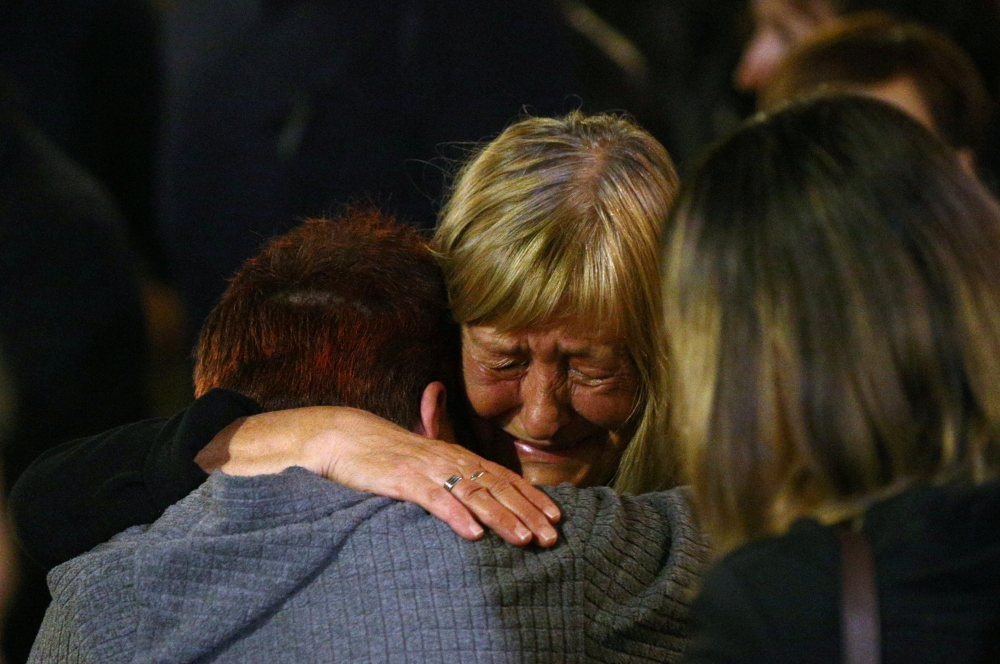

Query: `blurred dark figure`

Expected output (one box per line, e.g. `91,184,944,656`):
156,0,578,336
762,13,992,181
562,0,751,167
0,87,151,663
0,0,189,417
0,0,163,278
735,0,1000,178
0,355,15,664
737,0,1000,98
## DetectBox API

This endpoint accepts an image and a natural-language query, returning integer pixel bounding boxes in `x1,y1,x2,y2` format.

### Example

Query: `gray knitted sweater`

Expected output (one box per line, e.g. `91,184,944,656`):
30,468,706,664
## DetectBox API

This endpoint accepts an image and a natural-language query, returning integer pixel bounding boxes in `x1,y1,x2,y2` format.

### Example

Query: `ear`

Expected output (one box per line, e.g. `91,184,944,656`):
414,382,448,440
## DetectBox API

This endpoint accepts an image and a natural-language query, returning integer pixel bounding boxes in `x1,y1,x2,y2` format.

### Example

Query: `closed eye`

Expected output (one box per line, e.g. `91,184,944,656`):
487,359,529,375
569,366,617,386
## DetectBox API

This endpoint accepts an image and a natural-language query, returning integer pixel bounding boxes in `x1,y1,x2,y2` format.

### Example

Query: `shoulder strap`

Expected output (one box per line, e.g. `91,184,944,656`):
838,525,882,664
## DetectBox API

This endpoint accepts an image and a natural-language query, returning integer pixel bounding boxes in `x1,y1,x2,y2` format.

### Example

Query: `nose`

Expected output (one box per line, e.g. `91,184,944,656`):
735,32,783,92
519,365,570,441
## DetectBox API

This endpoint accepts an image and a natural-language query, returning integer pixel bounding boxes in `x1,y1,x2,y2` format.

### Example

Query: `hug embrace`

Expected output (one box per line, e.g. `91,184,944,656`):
17,97,1000,663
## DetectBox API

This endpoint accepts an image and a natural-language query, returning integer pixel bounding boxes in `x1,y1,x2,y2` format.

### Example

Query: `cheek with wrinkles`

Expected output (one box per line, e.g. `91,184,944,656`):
464,374,521,419
571,395,635,431
568,375,640,428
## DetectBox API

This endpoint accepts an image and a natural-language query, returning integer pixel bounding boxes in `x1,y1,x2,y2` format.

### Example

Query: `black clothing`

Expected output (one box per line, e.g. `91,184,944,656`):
0,114,152,490
9,389,260,571
0,108,153,664
683,479,1000,663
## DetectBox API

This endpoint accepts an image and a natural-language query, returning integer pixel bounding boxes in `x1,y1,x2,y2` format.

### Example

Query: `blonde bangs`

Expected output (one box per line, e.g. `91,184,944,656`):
443,212,627,334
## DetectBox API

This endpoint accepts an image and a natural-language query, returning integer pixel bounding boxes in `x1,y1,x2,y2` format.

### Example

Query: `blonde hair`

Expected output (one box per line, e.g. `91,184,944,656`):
664,96,1000,552
435,112,679,493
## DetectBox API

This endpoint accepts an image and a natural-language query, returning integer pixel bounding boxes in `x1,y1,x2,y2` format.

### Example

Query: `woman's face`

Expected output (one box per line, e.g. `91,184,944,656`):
462,321,640,488
736,0,837,92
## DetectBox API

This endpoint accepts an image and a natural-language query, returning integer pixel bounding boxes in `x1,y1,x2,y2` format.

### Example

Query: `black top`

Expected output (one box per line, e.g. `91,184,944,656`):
683,479,1000,663
0,112,153,489
8,389,260,570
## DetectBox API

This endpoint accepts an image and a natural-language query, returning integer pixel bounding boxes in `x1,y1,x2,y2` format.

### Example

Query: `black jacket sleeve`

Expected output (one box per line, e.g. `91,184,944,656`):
8,388,261,570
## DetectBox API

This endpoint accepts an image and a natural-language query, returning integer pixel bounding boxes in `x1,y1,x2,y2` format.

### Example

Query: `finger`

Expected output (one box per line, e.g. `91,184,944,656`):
480,462,561,523
371,463,488,541
480,473,560,547
453,471,559,547
398,471,535,546
440,453,561,524
430,451,561,544
407,480,486,541
447,479,536,546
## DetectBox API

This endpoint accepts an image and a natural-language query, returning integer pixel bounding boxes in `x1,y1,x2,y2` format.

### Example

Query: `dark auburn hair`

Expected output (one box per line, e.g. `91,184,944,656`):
194,210,462,430
664,96,1000,551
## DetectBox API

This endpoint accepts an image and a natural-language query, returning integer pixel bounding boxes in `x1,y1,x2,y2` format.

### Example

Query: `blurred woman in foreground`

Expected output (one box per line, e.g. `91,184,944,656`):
669,95,1000,662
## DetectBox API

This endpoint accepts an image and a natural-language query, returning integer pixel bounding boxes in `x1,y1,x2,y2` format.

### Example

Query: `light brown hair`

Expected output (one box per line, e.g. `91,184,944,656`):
664,96,1000,551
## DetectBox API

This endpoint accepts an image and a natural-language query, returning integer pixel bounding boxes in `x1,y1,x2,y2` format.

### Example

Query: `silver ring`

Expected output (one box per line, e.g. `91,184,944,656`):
443,474,463,492
470,471,486,481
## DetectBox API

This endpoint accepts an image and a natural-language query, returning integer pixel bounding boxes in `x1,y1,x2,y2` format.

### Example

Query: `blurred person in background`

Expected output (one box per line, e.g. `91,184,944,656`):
0,0,163,277
668,95,1000,663
0,0,191,418
761,13,993,180
735,0,1000,97
736,0,1000,183
0,80,151,663
155,0,580,338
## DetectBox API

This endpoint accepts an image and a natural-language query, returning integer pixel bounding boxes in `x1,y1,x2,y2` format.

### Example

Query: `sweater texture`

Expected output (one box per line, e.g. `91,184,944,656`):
31,468,707,663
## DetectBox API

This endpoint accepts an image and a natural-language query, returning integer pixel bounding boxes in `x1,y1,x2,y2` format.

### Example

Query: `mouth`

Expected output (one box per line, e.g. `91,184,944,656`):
512,439,584,464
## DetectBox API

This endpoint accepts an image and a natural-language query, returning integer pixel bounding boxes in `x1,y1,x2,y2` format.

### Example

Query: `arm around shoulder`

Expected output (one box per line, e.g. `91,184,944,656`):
9,388,260,569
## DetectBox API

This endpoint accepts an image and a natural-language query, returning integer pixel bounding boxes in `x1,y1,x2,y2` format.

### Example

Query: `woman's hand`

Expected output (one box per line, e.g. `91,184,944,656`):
195,407,560,547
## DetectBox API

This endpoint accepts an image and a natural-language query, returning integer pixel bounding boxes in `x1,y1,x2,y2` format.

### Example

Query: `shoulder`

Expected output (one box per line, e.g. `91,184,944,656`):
540,485,709,661
542,484,698,534
542,484,705,569
39,528,146,663
684,520,841,664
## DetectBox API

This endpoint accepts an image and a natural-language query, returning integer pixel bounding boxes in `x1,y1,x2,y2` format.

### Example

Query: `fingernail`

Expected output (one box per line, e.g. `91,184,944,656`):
515,524,531,542
541,526,558,546
544,506,561,521
470,523,484,538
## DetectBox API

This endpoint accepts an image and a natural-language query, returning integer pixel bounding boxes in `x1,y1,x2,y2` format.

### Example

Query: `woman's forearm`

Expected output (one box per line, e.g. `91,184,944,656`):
214,405,561,546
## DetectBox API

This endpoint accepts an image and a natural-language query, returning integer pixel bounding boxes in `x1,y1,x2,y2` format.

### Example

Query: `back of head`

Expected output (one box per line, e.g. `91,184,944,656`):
762,12,992,153
194,210,461,430
834,0,1000,99
664,95,1000,551
435,111,679,492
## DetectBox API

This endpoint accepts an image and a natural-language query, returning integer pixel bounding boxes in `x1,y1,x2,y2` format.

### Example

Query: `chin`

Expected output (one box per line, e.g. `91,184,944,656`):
520,461,589,488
